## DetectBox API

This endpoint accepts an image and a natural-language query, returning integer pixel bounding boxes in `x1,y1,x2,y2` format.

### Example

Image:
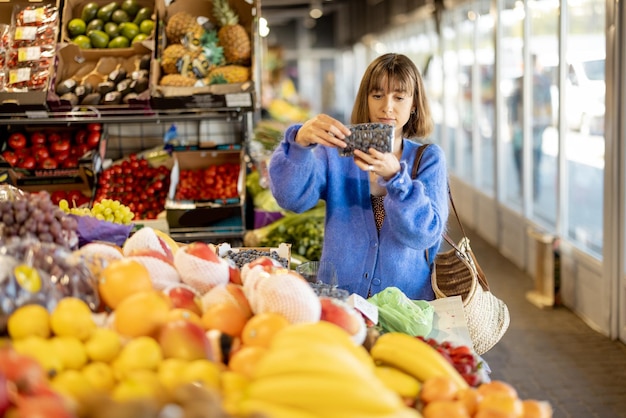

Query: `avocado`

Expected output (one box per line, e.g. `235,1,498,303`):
103,91,122,105
108,68,127,84
139,54,151,71
97,81,116,96
88,30,110,48
133,7,152,25
81,92,102,106
131,77,149,94
122,92,138,104
97,2,119,23
56,78,77,96
116,79,133,96
108,35,130,49
81,2,99,23
60,93,79,107
121,0,141,19
86,19,104,34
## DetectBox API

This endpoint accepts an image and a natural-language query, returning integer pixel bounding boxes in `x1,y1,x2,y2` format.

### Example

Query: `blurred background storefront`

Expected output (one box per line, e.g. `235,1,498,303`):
257,0,626,344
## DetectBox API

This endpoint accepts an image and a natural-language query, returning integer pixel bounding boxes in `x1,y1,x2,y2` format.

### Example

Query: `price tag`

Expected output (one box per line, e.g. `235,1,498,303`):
225,93,252,108
14,26,37,40
25,111,49,119
18,47,41,62
347,293,378,325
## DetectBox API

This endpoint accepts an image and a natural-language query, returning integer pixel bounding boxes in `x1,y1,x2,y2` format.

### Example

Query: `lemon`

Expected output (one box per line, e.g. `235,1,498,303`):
50,297,96,341
82,361,116,393
112,370,165,403
113,336,163,379
13,336,64,376
157,358,188,391
84,328,122,363
181,359,221,389
7,304,50,339
50,336,88,370
51,369,95,404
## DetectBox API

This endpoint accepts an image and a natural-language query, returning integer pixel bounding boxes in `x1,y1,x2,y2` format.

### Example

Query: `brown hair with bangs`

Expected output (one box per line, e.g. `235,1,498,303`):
350,53,433,139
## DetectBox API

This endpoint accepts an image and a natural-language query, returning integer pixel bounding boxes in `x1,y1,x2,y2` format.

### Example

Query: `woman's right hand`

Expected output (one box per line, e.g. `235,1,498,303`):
295,114,351,148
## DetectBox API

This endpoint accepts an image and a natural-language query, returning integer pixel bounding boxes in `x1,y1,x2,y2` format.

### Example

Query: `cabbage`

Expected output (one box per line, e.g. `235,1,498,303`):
368,287,434,337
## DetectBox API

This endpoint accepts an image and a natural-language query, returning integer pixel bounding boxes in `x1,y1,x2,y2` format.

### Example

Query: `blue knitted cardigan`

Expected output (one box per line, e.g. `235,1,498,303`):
268,124,449,300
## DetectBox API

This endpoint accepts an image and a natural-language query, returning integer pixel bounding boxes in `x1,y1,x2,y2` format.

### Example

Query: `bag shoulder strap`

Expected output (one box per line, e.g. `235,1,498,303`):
412,144,490,290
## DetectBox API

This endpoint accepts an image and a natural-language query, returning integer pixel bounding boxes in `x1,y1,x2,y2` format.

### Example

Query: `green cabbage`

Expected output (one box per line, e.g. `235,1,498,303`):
368,287,434,337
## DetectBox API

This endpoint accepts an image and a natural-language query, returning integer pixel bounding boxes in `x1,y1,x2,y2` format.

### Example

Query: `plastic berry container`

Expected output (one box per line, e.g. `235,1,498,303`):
339,123,394,157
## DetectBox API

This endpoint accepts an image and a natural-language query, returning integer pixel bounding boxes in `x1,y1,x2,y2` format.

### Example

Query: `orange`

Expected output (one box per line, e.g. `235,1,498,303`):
201,302,250,338
113,290,172,338
240,312,290,348
227,345,268,379
99,258,153,309
166,308,203,328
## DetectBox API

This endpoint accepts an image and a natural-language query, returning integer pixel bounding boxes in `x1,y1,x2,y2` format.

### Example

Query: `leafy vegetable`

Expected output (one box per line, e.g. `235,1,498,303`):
368,287,434,337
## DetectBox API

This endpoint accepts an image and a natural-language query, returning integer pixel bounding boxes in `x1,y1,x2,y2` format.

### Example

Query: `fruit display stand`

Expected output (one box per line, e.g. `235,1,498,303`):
0,218,556,418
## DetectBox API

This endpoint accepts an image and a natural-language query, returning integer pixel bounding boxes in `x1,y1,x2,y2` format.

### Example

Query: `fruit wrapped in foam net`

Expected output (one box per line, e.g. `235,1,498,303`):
174,244,230,295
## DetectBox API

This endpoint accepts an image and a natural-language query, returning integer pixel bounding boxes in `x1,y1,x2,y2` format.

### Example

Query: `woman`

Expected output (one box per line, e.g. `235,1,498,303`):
268,53,449,300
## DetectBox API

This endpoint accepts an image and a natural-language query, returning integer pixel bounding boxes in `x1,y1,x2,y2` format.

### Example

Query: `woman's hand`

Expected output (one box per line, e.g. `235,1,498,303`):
354,148,401,181
295,114,351,148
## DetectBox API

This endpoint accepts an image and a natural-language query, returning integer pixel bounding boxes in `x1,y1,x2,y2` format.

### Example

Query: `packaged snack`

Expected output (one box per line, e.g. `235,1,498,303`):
339,123,394,157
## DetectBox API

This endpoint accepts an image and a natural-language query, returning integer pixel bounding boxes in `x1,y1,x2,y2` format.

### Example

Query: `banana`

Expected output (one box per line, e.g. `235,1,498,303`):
374,365,422,399
270,321,375,369
246,373,405,416
370,332,468,390
238,398,320,418
254,340,375,381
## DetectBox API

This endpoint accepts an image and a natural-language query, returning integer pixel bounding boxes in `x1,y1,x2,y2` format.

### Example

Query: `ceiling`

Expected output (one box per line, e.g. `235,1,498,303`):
259,0,437,48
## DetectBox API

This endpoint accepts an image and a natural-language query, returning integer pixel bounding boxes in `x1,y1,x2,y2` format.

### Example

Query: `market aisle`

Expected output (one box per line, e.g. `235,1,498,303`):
462,226,626,418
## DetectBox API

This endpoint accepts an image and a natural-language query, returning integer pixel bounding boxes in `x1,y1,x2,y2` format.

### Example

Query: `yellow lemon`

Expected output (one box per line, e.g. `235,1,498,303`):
13,336,64,376
50,336,88,370
50,297,96,341
51,369,95,404
111,370,166,403
82,361,116,393
113,336,163,380
181,359,221,389
7,304,50,339
157,358,188,392
84,328,123,363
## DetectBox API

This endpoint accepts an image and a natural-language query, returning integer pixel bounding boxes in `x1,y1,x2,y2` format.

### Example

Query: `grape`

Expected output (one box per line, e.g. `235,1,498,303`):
2,212,14,226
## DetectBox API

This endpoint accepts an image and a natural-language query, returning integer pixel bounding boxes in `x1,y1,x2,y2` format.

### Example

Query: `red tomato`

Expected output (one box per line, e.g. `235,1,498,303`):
50,139,70,154
8,132,27,150
39,157,58,170
74,129,88,145
19,156,36,169
30,132,46,146
87,123,102,132
86,131,100,148
2,150,18,166
33,145,50,162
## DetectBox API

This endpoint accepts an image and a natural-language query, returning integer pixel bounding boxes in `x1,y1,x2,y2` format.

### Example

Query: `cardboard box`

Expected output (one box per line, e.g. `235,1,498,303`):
60,0,155,58
165,149,246,229
0,0,60,110
47,42,153,111
150,0,257,109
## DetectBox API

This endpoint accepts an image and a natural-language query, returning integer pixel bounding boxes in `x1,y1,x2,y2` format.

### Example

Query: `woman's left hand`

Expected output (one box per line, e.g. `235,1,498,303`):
354,148,401,181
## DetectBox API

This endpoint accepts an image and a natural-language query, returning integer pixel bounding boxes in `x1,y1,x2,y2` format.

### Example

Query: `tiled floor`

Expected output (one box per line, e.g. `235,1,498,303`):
466,226,626,418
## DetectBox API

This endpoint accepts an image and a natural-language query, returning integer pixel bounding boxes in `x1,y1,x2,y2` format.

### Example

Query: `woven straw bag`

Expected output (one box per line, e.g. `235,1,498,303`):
413,145,510,355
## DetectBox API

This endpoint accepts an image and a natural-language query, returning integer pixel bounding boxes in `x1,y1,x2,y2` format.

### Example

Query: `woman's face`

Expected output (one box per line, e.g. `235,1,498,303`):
367,77,414,142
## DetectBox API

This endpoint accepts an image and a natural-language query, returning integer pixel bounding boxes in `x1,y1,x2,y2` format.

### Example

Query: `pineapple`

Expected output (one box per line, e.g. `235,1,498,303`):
206,65,251,84
160,74,197,87
166,11,202,44
212,0,251,65
161,44,195,74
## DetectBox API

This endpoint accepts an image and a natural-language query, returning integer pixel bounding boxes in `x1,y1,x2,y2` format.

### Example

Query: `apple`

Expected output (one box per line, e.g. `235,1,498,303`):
8,132,27,150
200,283,252,318
12,393,74,418
185,242,220,263
226,259,242,285
158,319,214,361
127,248,181,290
0,372,9,416
319,297,367,345
163,285,203,316
0,346,48,395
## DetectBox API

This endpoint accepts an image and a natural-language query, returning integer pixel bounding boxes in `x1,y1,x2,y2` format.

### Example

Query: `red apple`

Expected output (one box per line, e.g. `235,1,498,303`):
185,242,220,263
158,319,214,361
0,372,9,416
0,346,48,395
12,393,74,418
226,259,242,285
319,297,367,345
164,285,202,316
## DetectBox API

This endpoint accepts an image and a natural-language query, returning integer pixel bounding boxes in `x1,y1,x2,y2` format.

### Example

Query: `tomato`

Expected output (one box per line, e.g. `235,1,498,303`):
74,129,88,145
33,145,50,162
2,150,18,166
50,190,68,205
87,123,102,132
86,131,101,148
8,132,27,150
19,156,36,169
30,132,46,146
49,139,70,154
39,157,58,170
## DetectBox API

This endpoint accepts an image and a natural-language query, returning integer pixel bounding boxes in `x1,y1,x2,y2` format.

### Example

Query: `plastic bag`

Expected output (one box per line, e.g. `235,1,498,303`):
71,215,134,247
368,286,434,337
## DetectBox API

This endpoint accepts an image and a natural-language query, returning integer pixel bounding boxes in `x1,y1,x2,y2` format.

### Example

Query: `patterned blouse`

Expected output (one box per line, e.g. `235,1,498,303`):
370,194,385,232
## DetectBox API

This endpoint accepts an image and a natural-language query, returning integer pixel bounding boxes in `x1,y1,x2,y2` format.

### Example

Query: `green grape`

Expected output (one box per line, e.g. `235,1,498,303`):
95,213,105,221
